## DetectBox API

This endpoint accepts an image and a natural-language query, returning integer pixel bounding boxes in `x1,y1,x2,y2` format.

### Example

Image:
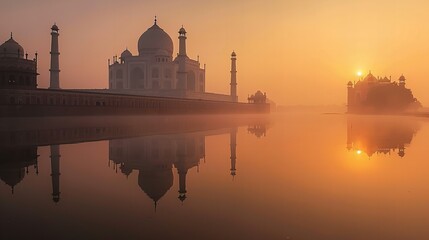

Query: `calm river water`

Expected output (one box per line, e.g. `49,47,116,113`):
1,113,428,239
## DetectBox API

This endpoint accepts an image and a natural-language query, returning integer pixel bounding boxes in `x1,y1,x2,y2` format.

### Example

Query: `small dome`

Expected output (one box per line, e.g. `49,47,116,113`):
363,71,377,82
0,34,24,58
138,22,173,57
347,81,353,86
399,75,406,81
255,90,264,97
120,49,132,59
231,51,236,57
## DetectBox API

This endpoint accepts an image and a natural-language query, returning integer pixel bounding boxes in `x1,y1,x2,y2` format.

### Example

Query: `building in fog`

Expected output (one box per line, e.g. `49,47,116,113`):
0,33,38,89
347,71,421,113
108,18,238,102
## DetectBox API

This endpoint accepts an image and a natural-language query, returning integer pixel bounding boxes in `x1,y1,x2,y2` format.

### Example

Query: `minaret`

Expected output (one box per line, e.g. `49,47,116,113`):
177,26,188,90
230,127,237,178
347,81,354,113
230,51,238,102
49,24,60,89
50,145,61,203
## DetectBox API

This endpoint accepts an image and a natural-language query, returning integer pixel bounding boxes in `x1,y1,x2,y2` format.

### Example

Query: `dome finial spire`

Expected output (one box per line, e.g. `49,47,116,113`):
154,15,157,25
10,32,13,39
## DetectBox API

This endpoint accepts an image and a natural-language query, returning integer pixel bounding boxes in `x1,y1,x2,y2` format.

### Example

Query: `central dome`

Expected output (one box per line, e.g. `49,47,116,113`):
138,23,173,57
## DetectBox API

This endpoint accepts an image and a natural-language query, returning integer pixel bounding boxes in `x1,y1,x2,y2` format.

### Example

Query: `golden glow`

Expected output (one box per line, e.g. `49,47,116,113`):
2,1,429,106
357,71,362,77
356,150,362,155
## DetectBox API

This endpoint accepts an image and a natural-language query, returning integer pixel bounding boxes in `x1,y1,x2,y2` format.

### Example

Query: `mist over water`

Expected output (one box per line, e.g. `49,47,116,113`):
1,113,428,239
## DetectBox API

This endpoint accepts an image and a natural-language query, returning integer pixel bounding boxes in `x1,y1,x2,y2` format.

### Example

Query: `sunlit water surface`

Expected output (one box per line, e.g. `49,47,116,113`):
1,113,429,240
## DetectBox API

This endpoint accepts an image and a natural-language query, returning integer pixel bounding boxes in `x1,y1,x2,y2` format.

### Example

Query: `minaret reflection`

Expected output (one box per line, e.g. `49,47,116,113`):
0,146,39,194
50,145,61,203
230,127,237,178
346,116,420,157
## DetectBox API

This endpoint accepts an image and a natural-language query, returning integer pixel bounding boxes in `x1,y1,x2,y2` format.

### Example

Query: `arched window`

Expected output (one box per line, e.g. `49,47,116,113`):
116,69,123,79
187,71,195,91
130,67,144,89
152,68,159,78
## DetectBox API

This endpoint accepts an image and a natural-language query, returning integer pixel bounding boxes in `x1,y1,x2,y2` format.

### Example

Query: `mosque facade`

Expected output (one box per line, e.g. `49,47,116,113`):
347,71,421,113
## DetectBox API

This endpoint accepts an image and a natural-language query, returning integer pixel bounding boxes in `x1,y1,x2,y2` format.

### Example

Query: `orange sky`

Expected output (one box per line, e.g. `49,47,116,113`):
1,0,429,106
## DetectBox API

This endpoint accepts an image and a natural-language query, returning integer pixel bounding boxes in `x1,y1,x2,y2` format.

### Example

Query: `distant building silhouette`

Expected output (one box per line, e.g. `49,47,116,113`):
248,90,267,104
347,71,421,113
0,33,38,89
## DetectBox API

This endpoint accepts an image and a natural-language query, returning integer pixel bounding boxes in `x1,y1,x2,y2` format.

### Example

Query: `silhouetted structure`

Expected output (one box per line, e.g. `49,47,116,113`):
347,71,421,114
0,33,38,89
49,24,60,89
230,51,238,102
0,24,269,117
248,90,267,104
346,116,420,157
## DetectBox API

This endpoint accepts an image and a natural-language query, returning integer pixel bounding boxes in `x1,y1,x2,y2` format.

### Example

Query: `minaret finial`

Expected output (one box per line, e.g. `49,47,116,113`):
10,32,13,39
154,16,157,25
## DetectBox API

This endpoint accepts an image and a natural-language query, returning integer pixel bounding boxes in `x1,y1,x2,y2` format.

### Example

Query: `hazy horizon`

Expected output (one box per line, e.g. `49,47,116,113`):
1,0,428,106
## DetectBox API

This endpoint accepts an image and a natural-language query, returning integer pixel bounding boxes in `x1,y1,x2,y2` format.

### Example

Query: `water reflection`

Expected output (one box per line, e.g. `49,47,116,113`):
0,115,268,206
0,145,39,194
346,116,420,157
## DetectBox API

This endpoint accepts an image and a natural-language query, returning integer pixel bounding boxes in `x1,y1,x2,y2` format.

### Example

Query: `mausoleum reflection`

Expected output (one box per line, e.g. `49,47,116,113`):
346,116,420,158
0,115,269,206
